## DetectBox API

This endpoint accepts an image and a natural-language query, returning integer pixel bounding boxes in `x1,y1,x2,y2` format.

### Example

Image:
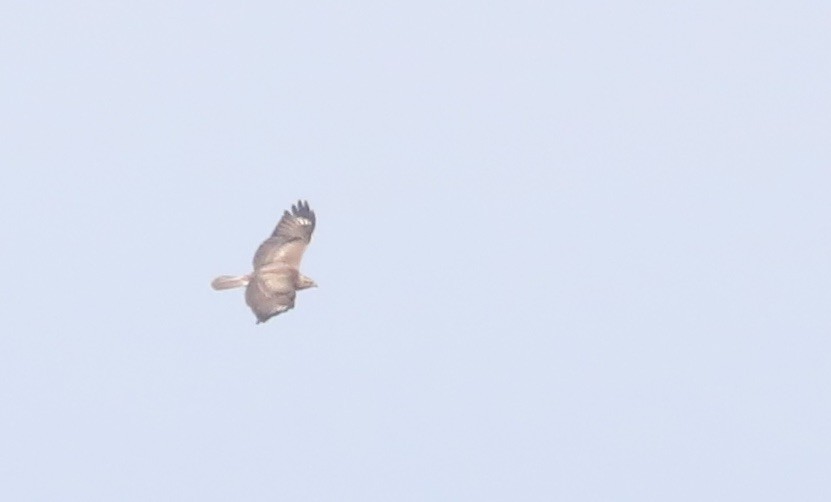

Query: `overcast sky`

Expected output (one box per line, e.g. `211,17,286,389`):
2,1,829,500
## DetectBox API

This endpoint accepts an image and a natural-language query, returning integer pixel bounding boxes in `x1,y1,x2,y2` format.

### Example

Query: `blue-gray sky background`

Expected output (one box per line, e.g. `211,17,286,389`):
2,1,829,500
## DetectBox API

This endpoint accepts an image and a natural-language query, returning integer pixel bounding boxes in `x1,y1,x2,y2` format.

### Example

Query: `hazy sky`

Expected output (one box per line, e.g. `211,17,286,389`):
2,1,829,500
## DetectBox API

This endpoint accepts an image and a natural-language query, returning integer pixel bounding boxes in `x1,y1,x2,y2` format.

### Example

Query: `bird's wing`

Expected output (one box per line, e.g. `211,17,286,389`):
245,264,298,323
252,200,316,270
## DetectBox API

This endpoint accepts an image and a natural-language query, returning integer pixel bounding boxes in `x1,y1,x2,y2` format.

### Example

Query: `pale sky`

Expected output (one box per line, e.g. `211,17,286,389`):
2,1,829,500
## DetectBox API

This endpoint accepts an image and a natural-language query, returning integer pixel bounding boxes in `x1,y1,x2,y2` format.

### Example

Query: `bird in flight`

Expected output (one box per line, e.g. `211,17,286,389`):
211,200,317,324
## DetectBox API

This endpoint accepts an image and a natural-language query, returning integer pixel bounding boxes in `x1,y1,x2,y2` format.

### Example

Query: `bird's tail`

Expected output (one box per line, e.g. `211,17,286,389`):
211,274,251,290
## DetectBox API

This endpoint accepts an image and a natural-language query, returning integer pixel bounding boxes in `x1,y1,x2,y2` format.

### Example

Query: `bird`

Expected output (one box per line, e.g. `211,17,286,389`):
211,200,317,324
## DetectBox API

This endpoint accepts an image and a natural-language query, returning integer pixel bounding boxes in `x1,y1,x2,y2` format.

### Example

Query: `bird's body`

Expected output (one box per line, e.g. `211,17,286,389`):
212,200,317,324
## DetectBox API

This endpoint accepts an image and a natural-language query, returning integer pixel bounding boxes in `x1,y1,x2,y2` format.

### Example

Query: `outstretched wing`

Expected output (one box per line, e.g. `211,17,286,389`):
252,200,316,270
245,264,298,323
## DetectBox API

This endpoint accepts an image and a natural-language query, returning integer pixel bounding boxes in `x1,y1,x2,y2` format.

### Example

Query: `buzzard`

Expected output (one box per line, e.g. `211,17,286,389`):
211,200,317,324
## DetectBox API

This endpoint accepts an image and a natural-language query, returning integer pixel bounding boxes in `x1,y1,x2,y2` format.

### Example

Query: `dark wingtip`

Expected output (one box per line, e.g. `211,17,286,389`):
291,199,314,220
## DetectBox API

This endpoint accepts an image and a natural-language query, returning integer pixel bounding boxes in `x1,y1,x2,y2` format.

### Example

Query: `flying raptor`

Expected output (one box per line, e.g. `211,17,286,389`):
211,200,317,324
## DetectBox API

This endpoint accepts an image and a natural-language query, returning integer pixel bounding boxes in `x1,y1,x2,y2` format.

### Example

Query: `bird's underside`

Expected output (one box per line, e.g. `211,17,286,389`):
211,200,317,324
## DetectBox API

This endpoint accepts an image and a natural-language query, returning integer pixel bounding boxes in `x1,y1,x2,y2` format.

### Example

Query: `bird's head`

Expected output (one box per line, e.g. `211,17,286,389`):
297,275,318,290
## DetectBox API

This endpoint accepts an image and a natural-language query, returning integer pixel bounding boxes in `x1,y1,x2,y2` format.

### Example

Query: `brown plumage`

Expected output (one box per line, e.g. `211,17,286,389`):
211,200,317,324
